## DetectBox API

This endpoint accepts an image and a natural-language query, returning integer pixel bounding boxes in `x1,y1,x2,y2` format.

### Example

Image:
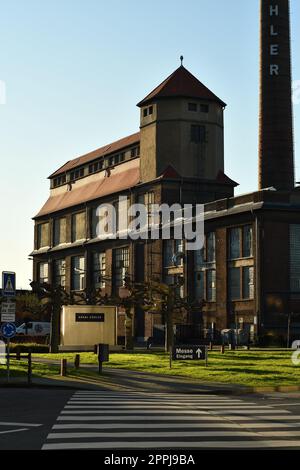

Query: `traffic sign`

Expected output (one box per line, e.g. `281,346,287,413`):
1,302,16,315
2,272,16,298
0,323,16,339
1,314,16,323
172,345,207,361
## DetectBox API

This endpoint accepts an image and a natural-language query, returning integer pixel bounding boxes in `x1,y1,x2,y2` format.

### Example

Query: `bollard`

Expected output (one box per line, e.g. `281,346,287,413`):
74,354,80,369
27,352,32,385
220,344,225,354
16,347,21,361
60,358,67,377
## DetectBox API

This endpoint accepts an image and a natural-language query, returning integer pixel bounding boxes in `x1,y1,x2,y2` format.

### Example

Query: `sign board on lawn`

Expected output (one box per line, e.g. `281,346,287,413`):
172,345,207,361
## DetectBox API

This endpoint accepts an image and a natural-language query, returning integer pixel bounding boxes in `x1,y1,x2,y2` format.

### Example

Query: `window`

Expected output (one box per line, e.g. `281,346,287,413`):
243,225,253,257
53,217,67,246
37,223,50,249
70,168,84,181
53,259,66,288
229,226,253,260
188,103,197,112
89,159,104,174
131,146,140,158
38,262,49,284
72,212,86,242
191,125,206,143
92,252,106,289
143,106,153,117
228,267,241,300
71,256,85,291
194,234,216,302
114,247,129,288
200,104,209,113
206,232,216,263
163,240,184,295
207,269,216,302
53,175,66,188
243,266,254,299
229,228,241,259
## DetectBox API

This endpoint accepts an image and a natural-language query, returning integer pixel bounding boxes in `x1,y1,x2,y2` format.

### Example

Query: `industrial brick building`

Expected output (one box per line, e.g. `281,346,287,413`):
32,0,299,345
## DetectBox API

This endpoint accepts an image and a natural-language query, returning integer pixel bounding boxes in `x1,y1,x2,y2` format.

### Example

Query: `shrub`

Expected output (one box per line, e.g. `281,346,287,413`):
9,343,49,353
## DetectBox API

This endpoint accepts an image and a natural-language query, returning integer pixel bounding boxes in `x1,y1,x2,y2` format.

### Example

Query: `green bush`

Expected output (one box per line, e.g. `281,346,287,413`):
9,343,49,353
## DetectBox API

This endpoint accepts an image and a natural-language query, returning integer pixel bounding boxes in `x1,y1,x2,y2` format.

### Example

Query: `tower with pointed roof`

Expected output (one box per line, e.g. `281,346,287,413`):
137,65,226,183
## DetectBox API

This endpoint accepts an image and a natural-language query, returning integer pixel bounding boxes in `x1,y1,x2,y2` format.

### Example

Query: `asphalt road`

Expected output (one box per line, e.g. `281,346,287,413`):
1,389,300,450
0,389,73,450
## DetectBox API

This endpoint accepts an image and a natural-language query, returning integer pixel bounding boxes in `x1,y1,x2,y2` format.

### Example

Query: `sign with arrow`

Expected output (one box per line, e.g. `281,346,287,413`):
172,345,207,361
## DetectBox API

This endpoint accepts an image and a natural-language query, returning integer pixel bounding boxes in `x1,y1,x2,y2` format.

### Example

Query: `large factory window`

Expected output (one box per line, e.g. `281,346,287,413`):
228,267,241,300
113,247,129,288
53,217,67,246
37,222,50,249
71,256,85,291
72,212,86,242
93,252,106,289
53,259,66,288
38,262,49,284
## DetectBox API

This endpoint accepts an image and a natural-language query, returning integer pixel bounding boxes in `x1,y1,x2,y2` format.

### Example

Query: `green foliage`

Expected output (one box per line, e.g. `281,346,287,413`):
34,349,300,387
10,343,49,353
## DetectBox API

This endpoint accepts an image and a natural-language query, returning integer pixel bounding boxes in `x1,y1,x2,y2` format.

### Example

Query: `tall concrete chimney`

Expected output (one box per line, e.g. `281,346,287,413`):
258,0,294,191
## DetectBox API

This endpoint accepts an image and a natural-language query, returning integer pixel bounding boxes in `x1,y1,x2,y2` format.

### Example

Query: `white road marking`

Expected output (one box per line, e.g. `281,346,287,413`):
42,440,300,450
0,422,42,427
47,430,260,439
0,428,28,435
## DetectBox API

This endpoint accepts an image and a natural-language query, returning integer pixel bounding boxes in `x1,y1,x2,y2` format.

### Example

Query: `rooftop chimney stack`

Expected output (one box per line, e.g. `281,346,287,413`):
258,0,294,191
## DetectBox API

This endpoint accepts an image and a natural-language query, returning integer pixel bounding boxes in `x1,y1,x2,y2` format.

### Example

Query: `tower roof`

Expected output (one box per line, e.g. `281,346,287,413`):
137,65,226,107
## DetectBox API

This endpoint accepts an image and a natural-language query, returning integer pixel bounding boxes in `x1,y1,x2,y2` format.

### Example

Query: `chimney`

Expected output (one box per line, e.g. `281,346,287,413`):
258,0,294,191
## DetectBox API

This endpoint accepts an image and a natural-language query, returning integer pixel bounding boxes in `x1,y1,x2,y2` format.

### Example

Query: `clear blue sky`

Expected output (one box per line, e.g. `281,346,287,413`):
0,0,299,288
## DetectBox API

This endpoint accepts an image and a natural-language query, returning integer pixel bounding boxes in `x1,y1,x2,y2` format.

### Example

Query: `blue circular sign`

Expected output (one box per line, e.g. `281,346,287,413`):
1,322,16,339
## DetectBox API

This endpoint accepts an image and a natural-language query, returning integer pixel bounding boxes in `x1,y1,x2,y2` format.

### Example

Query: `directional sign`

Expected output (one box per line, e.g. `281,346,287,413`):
0,323,16,339
2,272,16,298
172,345,207,361
1,302,16,315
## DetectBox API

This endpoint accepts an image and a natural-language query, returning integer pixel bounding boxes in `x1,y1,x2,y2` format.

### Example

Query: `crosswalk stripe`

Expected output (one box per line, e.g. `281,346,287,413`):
52,422,300,430
42,440,300,450
42,391,300,450
61,406,274,413
47,430,260,439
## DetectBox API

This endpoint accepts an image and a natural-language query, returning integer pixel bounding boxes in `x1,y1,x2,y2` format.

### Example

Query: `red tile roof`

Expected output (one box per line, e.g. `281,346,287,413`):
49,132,140,178
36,160,140,218
137,66,226,107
